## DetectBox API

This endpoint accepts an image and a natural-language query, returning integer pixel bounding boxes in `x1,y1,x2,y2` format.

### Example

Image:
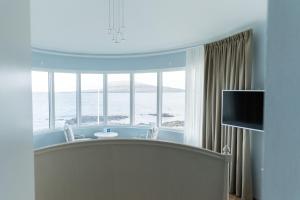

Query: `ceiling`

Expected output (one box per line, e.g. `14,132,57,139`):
31,0,266,55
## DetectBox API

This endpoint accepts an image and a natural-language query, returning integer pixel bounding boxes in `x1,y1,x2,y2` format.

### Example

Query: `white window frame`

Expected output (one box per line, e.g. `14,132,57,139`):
76,72,81,127
160,70,186,131
103,73,108,125
157,72,163,127
106,72,131,126
130,73,135,125
80,73,105,126
32,68,185,131
48,71,55,129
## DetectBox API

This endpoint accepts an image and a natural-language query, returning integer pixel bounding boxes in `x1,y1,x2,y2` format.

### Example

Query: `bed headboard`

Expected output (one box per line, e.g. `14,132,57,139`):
35,140,230,200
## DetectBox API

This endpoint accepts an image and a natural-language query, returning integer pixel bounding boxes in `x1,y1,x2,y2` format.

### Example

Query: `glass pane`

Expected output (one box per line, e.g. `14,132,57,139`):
134,73,157,126
54,73,76,128
81,74,103,125
32,71,49,132
107,74,130,125
162,71,185,129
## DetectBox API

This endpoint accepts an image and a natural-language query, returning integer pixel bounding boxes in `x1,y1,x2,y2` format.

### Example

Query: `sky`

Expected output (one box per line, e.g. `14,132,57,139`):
31,71,49,92
32,71,185,92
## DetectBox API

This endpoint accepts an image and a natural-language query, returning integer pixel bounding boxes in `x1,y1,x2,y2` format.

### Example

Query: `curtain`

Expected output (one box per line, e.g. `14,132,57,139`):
184,46,205,147
202,30,253,200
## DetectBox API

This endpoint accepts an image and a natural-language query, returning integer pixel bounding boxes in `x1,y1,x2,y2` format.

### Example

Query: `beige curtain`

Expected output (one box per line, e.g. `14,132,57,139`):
202,30,253,200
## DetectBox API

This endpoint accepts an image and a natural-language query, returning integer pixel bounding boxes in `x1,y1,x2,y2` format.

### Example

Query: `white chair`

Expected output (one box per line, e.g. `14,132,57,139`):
64,123,92,143
146,123,159,140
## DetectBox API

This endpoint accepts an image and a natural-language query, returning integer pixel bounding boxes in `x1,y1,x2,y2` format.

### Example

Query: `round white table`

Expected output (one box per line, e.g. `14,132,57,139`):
94,132,118,139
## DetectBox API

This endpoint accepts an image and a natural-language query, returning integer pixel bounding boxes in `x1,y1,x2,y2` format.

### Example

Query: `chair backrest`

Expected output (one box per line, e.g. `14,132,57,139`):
64,123,75,142
147,123,159,140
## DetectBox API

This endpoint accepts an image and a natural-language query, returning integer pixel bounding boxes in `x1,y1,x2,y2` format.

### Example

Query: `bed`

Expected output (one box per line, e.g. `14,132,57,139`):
35,140,230,200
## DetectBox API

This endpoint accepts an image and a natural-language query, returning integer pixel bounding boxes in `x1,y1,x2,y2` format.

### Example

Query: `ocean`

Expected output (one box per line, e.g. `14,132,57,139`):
32,92,185,131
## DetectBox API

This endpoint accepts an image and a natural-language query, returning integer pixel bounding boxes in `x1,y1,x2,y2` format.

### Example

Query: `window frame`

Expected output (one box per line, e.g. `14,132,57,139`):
53,72,77,128
133,72,158,126
106,73,131,125
161,70,186,130
32,68,185,132
31,70,51,131
80,73,104,127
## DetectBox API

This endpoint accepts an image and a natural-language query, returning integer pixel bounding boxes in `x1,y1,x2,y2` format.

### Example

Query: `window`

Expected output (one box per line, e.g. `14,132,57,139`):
162,71,185,129
134,73,157,126
31,69,186,132
81,74,103,125
32,71,49,131
107,74,130,125
54,73,77,128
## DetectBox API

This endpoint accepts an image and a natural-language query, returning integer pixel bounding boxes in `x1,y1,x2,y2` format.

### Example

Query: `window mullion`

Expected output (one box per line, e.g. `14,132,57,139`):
76,73,81,127
48,71,55,129
130,73,135,125
103,73,108,125
157,72,162,127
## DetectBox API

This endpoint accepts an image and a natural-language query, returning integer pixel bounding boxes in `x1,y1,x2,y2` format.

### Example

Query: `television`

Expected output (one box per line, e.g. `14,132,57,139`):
222,90,264,131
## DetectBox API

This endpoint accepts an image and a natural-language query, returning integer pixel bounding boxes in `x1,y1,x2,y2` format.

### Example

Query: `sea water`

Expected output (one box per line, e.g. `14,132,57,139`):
32,92,185,132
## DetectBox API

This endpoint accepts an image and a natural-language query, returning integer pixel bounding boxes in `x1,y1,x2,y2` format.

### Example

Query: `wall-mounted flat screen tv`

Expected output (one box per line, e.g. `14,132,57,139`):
222,90,264,131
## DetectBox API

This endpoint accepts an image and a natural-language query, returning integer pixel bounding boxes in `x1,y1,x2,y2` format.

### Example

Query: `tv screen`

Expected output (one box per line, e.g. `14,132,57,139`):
222,90,264,131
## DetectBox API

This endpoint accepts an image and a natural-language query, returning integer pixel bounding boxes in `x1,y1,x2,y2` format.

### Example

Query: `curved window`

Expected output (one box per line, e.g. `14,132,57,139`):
32,71,49,131
31,69,186,133
54,73,77,128
81,74,103,125
134,73,157,126
107,74,130,125
162,71,185,129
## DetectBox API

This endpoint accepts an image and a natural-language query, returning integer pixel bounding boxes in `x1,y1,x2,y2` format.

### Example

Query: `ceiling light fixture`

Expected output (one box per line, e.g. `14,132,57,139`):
108,0,125,43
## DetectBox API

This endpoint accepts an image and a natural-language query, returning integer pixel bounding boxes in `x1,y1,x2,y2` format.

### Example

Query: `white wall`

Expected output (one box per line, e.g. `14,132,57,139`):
263,0,300,199
0,0,34,200
250,5,268,197
244,1,268,199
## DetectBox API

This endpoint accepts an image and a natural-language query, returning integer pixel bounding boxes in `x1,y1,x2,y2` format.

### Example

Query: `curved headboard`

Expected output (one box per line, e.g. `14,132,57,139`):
35,140,230,200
